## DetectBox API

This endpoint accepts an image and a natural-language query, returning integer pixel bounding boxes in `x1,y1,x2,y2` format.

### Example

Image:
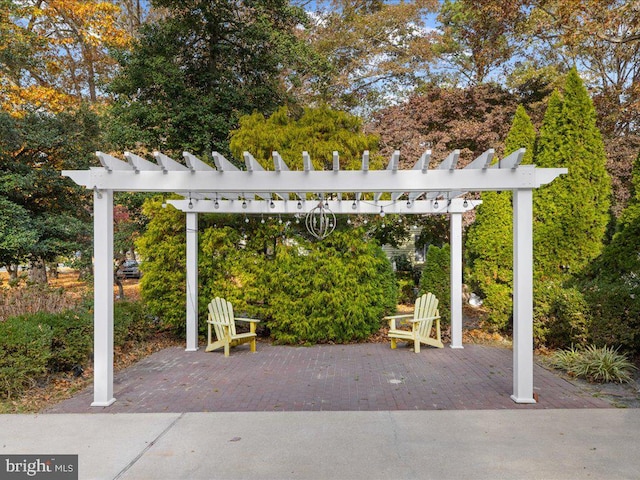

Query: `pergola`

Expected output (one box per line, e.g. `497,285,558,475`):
62,147,566,407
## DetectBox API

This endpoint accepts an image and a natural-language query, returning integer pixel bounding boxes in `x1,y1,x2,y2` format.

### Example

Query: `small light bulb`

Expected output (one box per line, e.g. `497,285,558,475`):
297,201,302,209
352,201,357,210
242,200,247,209
270,201,275,209
380,207,385,218
214,200,219,209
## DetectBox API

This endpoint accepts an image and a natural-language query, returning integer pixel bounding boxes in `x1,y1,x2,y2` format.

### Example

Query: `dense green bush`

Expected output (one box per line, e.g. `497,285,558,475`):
0,318,53,399
533,280,589,348
137,197,187,331
397,278,416,305
580,280,640,354
114,301,158,346
202,228,398,344
482,283,512,332
419,244,450,326
0,300,159,400
140,200,399,344
21,310,93,372
534,70,611,278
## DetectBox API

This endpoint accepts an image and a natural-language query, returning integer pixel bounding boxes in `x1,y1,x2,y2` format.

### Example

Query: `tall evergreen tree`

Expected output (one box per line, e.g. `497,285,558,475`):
107,0,320,157
534,68,611,279
465,105,536,330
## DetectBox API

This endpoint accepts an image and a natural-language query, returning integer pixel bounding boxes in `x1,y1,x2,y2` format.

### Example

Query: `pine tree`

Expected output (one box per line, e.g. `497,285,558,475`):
464,105,536,330
534,68,611,279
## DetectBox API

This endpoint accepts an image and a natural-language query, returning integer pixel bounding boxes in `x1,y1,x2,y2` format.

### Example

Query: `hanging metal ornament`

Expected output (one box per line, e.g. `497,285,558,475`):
305,201,336,240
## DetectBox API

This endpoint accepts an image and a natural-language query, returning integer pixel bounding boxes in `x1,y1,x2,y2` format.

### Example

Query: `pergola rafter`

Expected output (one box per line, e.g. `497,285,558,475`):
62,148,567,408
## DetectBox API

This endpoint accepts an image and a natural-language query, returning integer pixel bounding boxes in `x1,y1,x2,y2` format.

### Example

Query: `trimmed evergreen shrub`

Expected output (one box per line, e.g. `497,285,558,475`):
114,301,158,346
575,152,640,355
465,105,536,332
580,279,640,354
419,244,450,327
21,310,93,372
534,69,611,278
142,211,399,344
0,318,53,399
264,232,397,344
137,197,187,331
533,280,589,348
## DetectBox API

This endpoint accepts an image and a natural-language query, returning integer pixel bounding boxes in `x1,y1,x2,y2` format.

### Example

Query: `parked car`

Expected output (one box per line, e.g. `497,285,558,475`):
120,260,141,279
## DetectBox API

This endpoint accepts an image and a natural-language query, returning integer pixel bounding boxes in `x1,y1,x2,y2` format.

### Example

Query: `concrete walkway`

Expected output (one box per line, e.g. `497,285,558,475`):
2,410,640,479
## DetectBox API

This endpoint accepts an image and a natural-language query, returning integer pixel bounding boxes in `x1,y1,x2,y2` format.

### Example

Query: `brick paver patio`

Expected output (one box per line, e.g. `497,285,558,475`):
46,342,612,413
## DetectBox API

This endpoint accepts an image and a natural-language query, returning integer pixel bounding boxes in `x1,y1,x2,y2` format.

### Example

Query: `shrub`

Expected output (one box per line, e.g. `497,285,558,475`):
114,301,158,347
533,280,589,348
580,279,640,354
0,318,53,399
482,282,512,332
19,310,93,372
397,278,416,305
199,228,398,345
260,231,397,344
136,197,187,332
549,345,636,384
419,244,450,326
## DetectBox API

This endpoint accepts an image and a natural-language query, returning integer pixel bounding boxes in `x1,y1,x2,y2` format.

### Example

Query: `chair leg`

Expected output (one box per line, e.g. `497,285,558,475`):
250,338,256,353
413,336,420,353
224,342,230,357
390,338,397,349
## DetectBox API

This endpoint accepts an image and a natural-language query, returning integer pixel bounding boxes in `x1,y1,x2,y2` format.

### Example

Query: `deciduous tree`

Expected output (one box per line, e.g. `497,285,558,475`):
0,0,130,114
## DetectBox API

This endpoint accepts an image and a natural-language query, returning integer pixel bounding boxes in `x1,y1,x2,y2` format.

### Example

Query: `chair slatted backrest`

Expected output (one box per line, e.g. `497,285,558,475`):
414,293,439,339
209,297,236,338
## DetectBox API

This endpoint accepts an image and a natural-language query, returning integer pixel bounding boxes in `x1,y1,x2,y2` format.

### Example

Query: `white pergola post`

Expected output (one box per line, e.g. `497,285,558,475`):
91,188,116,407
186,211,199,351
511,188,536,403
450,212,463,349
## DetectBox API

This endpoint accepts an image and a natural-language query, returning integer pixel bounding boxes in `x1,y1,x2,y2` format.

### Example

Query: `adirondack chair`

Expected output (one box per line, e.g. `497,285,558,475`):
385,292,444,352
206,297,260,356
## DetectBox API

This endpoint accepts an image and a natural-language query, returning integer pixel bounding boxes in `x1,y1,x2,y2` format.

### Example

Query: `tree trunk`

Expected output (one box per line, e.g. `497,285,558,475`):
7,264,18,281
49,263,59,279
28,258,48,284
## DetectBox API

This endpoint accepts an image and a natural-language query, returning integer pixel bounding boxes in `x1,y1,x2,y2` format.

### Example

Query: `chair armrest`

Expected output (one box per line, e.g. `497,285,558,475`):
384,314,413,320
408,315,441,323
235,317,260,323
